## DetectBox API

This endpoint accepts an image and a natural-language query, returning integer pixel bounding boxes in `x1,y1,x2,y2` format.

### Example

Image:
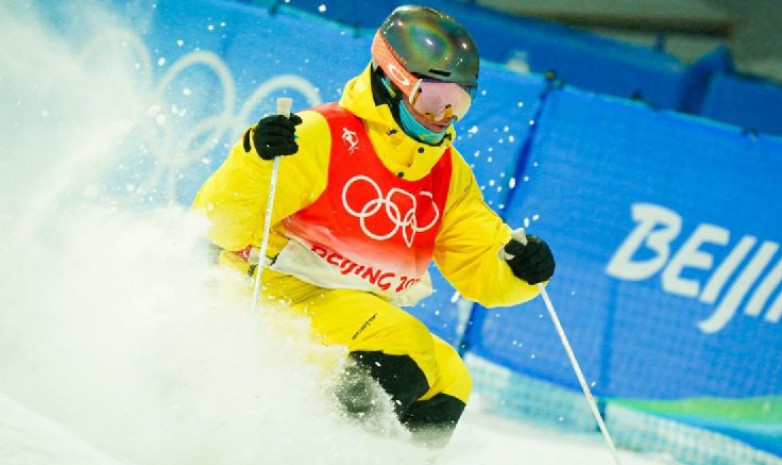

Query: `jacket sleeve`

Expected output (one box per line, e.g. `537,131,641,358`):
432,149,540,307
191,110,331,253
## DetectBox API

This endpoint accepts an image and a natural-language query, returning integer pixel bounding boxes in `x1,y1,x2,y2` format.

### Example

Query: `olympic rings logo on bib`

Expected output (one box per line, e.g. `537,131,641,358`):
341,175,440,247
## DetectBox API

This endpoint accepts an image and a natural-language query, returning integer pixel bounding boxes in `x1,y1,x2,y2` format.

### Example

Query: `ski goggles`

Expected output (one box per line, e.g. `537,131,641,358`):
371,32,476,122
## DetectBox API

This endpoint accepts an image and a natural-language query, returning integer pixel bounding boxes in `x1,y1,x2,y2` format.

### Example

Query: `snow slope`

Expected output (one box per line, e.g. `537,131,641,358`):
1,387,671,465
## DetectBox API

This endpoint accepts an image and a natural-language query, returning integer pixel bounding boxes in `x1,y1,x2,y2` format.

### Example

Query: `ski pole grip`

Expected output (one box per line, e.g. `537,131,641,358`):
276,97,293,118
511,227,528,246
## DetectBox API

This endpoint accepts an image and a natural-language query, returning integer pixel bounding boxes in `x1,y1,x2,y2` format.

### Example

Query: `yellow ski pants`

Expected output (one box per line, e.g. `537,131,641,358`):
261,268,472,434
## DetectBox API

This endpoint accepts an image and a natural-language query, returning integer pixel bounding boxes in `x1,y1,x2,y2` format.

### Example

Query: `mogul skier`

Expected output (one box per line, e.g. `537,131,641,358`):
193,4,555,448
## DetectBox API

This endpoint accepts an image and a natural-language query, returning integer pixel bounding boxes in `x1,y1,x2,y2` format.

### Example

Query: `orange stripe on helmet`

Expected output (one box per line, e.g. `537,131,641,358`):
371,31,418,95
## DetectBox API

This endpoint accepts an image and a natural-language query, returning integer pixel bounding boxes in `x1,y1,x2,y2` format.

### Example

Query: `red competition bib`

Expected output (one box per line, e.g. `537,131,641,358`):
273,103,453,305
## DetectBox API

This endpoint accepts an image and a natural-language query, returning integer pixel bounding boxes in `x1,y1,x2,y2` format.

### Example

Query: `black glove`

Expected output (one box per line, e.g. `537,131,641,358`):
252,113,303,160
503,234,555,285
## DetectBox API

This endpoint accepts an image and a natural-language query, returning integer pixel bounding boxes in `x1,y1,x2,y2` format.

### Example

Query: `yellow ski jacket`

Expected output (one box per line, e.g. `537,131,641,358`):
192,65,540,308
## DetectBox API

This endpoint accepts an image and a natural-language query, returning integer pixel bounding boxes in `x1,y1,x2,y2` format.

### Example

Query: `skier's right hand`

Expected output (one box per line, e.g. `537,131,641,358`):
252,113,303,160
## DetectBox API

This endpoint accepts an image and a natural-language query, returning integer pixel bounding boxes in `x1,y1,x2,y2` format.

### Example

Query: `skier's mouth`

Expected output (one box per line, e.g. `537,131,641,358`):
421,119,451,132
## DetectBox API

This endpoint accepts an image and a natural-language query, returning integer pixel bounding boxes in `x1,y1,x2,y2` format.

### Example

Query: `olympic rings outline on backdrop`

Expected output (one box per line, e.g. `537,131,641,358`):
79,27,322,205
341,175,440,247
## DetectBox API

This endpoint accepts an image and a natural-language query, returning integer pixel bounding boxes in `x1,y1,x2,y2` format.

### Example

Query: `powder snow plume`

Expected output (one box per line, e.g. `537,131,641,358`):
0,2,430,464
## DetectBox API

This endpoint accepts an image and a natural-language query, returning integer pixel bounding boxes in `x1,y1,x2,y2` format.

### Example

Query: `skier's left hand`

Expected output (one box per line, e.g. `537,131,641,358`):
503,234,555,285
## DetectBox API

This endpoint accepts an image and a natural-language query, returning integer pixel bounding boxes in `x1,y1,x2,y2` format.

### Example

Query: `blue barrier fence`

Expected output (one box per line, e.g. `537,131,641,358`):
38,0,782,459
466,87,782,455
700,72,782,137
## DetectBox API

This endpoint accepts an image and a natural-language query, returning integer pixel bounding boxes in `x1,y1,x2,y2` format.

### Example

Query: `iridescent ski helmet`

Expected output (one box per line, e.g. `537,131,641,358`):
371,5,479,89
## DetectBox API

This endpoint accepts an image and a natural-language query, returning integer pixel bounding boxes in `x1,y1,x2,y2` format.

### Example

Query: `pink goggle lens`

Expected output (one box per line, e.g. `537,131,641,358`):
409,79,475,122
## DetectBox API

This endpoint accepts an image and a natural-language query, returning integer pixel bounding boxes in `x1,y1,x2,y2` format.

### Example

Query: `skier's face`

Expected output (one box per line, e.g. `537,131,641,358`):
407,78,475,123
372,32,475,125
400,97,454,133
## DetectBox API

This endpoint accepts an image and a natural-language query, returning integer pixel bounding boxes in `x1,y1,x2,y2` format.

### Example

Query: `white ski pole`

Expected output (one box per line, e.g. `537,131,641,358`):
252,97,293,312
515,229,622,465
